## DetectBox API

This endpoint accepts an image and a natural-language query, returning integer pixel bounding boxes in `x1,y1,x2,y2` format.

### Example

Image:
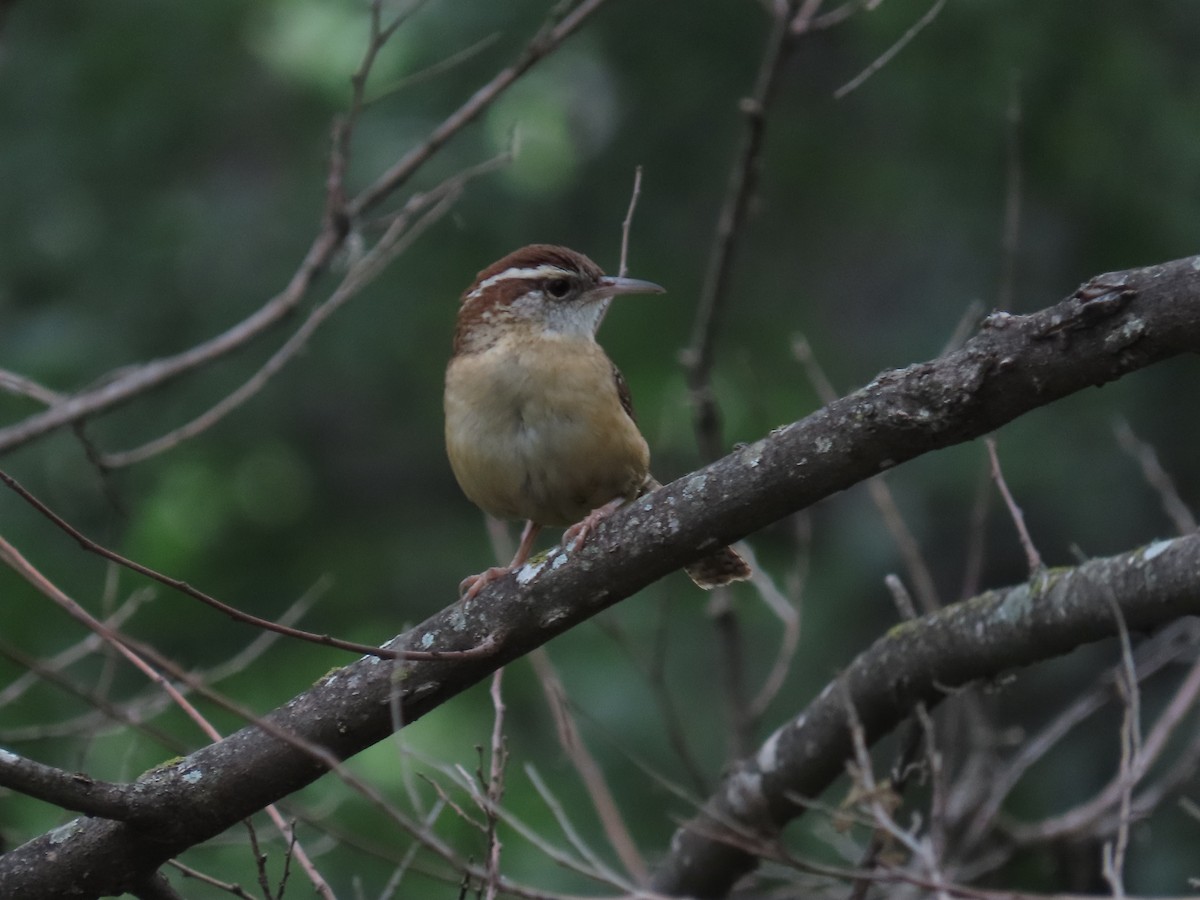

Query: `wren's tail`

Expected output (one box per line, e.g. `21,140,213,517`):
684,544,752,589
640,477,752,589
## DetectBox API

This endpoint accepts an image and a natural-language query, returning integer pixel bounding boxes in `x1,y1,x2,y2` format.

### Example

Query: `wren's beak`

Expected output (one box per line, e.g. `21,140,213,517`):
595,275,666,298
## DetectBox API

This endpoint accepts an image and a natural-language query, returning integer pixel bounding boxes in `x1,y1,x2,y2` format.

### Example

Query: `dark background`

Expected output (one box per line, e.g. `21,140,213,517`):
1,0,1197,895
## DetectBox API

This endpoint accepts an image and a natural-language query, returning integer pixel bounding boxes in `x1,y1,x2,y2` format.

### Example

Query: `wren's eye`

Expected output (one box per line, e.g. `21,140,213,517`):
544,278,572,299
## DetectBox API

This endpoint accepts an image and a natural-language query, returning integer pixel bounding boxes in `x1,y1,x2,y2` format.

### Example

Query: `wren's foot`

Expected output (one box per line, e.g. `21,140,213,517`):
458,519,544,602
459,566,512,602
563,497,627,551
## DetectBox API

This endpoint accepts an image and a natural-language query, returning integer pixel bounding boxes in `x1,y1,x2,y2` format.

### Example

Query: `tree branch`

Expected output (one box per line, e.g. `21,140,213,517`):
650,533,1200,896
0,749,136,820
1,254,1198,899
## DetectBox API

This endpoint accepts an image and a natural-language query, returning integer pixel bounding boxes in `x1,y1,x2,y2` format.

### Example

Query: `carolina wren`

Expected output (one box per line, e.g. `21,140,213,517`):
444,244,751,600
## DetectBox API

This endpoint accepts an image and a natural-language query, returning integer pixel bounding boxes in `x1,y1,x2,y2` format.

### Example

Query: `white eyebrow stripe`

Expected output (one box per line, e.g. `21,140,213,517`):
466,265,573,299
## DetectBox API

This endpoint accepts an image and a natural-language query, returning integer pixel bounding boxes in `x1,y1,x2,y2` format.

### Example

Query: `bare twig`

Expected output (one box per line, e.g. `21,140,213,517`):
1114,418,1197,534
346,0,614,220
529,647,648,883
0,537,213,746
166,860,256,900
686,0,796,460
377,799,448,900
483,669,508,900
0,586,323,749
741,539,805,721
523,764,639,891
884,573,919,621
371,32,503,102
789,0,827,32
1008,650,1200,847
618,165,644,278
0,368,63,405
597,606,710,795
940,299,988,357
598,164,646,331
0,587,150,707
793,0,872,34
870,480,942,612
959,618,1200,856
0,467,494,662
985,437,1043,575
957,458,993,599
1104,590,1141,900
795,333,941,612
841,682,950,896
834,0,947,99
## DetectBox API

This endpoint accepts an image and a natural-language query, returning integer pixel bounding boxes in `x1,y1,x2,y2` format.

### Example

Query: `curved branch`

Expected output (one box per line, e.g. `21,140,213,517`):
0,254,1198,899
649,534,1200,896
0,750,136,820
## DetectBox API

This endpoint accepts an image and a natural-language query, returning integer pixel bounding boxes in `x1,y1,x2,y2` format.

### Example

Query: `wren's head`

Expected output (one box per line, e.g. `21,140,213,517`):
452,244,664,355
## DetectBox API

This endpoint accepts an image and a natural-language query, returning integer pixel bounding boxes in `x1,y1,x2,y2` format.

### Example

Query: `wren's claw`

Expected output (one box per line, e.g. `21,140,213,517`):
563,497,626,551
458,520,543,601
458,565,512,602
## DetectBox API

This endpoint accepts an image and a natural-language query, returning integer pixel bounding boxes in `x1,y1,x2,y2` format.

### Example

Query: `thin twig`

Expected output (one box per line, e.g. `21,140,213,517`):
795,333,941,612
483,668,507,900
959,618,1200,855
0,587,150,707
618,165,644,277
529,647,648,883
884,573,919,621
372,32,503,103
939,299,986,357
346,0,614,220
984,437,1043,574
1105,586,1138,899
957,458,993,599
0,468,492,662
166,860,256,900
686,0,796,460
1008,651,1200,846
523,764,637,890
0,368,64,405
834,0,947,99
738,540,804,721
1114,418,1197,534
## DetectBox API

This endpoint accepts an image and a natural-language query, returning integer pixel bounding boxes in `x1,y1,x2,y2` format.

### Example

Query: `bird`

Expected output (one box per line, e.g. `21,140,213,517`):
443,243,751,601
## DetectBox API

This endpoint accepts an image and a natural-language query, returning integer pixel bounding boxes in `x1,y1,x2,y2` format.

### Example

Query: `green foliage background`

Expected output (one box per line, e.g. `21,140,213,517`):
1,0,1198,895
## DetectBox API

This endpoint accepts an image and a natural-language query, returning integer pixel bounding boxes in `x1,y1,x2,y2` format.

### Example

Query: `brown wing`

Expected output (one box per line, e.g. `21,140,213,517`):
612,362,636,423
